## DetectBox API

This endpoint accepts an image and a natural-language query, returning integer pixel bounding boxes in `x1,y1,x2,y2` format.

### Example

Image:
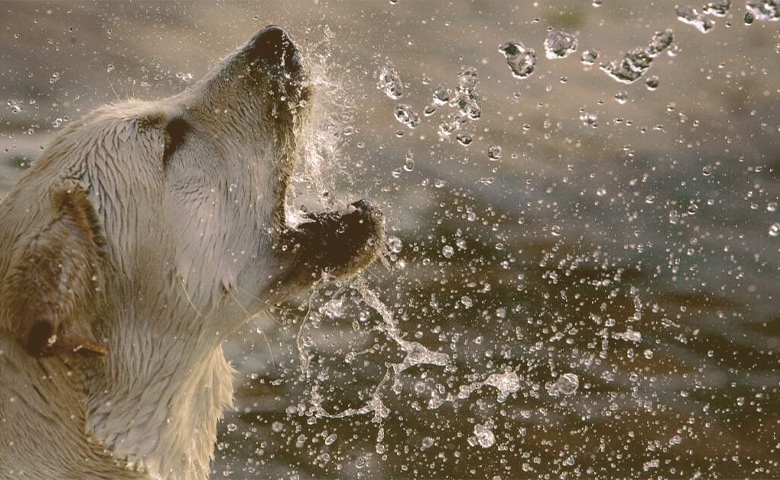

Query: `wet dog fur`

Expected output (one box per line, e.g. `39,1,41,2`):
0,27,383,479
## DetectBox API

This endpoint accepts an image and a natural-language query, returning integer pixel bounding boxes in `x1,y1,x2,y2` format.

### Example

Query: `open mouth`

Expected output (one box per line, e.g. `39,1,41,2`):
283,199,384,277
252,27,384,290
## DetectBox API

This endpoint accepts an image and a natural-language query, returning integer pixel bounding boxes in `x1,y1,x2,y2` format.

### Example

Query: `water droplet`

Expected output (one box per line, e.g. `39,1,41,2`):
394,104,420,128
473,424,495,448
614,91,629,104
457,67,479,93
702,165,713,176
432,84,451,105
324,433,337,445
767,202,777,212
704,0,731,17
580,112,598,127
645,75,660,90
646,29,675,57
226,423,238,432
600,47,653,84
175,72,193,82
7,99,23,114
442,245,454,258
580,49,599,66
485,371,521,401
676,5,715,33
488,145,502,160
746,0,780,21
421,437,435,449
377,62,405,99
456,132,472,146
550,225,562,236
387,236,403,253
106,64,115,73
769,222,780,237
498,40,537,79
556,373,580,395
403,151,415,171
544,30,579,59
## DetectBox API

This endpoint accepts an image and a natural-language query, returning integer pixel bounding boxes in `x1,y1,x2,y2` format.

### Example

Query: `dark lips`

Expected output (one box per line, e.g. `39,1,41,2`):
247,25,303,74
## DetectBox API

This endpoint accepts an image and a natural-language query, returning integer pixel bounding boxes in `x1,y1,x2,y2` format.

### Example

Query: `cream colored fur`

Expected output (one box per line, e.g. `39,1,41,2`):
0,27,383,479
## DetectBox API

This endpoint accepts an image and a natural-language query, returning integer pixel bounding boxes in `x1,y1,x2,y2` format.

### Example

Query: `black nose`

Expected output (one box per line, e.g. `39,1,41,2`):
248,25,301,71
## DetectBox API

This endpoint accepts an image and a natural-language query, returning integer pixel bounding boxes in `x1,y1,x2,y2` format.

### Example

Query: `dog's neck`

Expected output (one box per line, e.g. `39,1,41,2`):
85,305,235,480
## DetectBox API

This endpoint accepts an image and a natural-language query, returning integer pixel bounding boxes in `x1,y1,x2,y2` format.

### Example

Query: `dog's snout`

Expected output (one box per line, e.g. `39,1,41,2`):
249,25,301,71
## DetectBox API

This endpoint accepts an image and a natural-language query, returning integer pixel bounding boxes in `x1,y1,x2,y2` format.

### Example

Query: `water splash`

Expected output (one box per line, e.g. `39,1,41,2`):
354,277,450,374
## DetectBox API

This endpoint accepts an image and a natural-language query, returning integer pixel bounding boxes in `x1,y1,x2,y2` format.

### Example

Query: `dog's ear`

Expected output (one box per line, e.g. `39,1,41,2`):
4,181,108,357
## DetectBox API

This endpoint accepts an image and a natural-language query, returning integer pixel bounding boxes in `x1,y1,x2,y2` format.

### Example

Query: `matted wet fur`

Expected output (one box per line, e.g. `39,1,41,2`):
0,26,383,479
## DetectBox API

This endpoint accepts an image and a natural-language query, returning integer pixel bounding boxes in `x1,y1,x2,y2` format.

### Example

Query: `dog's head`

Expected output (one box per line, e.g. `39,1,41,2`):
0,26,384,357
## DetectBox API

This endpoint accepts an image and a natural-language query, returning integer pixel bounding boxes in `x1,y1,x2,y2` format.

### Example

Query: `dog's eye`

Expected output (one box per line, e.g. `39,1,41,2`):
163,117,191,166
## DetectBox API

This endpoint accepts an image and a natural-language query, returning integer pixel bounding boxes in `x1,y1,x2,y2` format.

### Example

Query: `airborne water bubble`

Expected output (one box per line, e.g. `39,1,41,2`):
544,30,579,59
556,373,580,395
7,99,23,114
498,41,537,79
704,0,731,17
676,5,715,33
456,132,472,146
747,0,780,21
580,49,599,66
473,424,495,448
403,151,415,171
394,104,420,128
488,145,502,161
377,62,405,99
645,75,660,90
646,29,675,57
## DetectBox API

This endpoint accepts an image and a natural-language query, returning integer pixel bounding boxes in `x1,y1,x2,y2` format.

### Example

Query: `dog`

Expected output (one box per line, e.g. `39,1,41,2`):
0,26,383,479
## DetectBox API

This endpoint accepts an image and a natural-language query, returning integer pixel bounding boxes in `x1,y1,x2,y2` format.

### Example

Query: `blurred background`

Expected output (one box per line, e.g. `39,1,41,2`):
1,1,778,478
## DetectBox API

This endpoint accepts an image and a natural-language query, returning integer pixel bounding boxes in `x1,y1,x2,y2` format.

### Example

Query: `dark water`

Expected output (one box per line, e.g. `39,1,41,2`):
1,2,778,478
